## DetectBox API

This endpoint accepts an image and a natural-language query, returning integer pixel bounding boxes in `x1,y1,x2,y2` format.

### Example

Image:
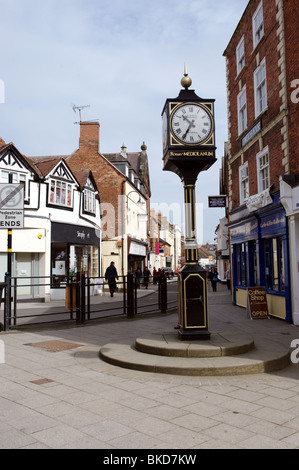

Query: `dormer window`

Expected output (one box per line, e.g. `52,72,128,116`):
1,170,28,198
83,177,96,214
84,188,96,213
49,179,72,207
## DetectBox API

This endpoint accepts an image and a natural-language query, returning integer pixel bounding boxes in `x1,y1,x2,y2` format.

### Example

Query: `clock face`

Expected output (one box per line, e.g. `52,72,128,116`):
170,103,213,145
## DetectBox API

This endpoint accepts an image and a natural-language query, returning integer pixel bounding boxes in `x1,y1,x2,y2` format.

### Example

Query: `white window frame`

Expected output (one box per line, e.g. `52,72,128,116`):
84,188,96,214
237,86,247,135
1,169,28,199
236,35,245,75
256,146,270,193
254,57,267,118
239,162,249,205
252,0,264,49
49,179,73,207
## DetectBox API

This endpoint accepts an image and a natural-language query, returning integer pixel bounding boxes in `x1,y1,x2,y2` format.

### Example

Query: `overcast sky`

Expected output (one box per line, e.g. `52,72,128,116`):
0,0,249,243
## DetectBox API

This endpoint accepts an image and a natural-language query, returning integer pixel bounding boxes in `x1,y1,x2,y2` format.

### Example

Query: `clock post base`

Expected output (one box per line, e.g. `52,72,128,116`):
177,264,210,341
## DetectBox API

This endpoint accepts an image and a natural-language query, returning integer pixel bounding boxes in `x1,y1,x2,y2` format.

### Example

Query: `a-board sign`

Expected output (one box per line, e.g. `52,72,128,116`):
247,287,270,319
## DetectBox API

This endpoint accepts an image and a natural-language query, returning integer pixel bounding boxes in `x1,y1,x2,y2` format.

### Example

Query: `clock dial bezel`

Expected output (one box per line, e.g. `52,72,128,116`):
170,102,214,146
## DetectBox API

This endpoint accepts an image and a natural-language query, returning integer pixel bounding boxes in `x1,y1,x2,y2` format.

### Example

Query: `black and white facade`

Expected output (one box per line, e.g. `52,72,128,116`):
0,141,102,301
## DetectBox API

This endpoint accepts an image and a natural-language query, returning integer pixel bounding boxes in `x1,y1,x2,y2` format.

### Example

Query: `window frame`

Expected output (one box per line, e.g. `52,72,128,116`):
235,243,247,287
1,169,28,199
254,57,267,118
236,35,245,75
264,237,285,292
252,0,264,49
48,178,73,208
256,146,270,193
237,85,247,135
83,187,96,214
239,161,249,205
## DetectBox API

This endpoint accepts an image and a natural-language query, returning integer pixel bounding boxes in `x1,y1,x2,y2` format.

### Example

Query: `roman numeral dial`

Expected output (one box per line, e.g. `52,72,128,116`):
170,103,213,145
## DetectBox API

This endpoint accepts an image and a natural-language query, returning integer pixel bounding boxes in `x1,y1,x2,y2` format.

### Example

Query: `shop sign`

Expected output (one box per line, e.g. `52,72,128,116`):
51,222,100,245
129,241,147,257
241,119,261,147
246,188,272,212
247,287,270,319
208,195,227,208
230,220,258,242
260,213,286,236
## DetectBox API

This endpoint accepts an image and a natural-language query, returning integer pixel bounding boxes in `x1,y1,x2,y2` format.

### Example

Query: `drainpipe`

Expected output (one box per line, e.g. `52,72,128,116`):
121,179,125,276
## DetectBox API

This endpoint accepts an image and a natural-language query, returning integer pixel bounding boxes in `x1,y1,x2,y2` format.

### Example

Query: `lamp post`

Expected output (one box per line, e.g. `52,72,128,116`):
162,65,217,340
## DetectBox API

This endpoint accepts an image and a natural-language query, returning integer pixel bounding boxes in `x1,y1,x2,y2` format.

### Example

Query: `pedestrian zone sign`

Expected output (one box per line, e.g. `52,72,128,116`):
0,183,24,228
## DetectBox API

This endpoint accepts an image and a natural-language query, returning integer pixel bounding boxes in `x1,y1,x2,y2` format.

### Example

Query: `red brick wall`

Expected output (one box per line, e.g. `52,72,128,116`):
225,0,296,213
226,0,281,156
67,123,125,238
284,0,299,174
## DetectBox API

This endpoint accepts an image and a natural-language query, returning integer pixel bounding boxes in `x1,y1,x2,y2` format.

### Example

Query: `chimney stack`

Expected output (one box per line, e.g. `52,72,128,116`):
79,121,100,152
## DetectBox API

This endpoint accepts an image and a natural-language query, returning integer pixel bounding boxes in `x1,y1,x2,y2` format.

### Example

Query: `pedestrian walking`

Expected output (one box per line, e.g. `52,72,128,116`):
135,266,142,289
143,267,151,289
211,267,218,292
105,261,119,297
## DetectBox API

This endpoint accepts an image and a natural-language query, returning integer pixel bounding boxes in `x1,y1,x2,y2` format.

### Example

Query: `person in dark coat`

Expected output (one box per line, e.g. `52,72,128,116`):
105,261,118,297
143,267,151,289
135,267,142,289
211,267,219,292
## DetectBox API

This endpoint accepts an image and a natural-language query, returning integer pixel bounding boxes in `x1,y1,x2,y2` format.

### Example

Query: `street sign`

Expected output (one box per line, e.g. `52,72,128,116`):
208,195,227,208
0,184,24,228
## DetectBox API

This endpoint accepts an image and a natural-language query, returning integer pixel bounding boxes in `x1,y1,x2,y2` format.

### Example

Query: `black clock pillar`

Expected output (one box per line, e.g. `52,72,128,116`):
162,65,217,340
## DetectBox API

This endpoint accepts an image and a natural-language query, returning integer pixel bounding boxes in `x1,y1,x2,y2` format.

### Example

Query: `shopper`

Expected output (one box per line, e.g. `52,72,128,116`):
105,261,119,297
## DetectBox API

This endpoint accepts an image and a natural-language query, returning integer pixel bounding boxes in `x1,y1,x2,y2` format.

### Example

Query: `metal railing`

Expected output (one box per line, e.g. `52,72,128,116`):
1,273,177,330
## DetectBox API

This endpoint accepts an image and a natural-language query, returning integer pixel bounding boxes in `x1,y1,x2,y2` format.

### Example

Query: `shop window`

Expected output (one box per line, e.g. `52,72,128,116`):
264,237,285,292
49,179,72,207
254,58,267,117
235,243,246,286
51,243,67,286
236,36,245,75
239,162,249,204
252,0,264,49
237,86,247,135
256,146,270,192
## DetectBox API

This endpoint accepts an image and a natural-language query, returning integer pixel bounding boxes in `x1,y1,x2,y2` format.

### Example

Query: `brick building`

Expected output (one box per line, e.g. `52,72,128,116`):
223,0,298,323
66,122,151,277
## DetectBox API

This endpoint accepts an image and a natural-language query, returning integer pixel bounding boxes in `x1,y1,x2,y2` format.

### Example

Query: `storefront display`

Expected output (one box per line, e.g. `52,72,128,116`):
229,192,292,322
51,222,100,286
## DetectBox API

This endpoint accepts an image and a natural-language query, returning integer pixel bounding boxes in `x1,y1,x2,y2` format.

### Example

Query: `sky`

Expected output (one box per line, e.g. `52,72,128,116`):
0,0,249,243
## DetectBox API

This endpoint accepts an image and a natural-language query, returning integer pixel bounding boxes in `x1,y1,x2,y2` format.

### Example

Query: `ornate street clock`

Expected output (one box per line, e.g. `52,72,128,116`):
162,64,216,182
162,65,217,340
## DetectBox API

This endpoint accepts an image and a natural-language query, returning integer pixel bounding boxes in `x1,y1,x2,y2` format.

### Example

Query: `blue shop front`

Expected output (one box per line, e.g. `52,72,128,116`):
229,191,292,322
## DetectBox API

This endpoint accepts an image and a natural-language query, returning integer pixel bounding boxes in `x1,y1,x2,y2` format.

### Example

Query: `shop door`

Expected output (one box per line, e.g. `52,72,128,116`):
16,253,32,296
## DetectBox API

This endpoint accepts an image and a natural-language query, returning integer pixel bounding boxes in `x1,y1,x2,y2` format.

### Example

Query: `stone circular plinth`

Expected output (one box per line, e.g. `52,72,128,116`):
99,331,290,376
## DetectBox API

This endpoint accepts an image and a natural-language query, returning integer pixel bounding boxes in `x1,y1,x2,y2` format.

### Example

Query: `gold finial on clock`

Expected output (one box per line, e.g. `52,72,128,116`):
181,62,192,89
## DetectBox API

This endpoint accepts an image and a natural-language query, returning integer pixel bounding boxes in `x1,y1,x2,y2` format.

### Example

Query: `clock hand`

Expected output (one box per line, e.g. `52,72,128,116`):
182,120,195,139
182,115,195,127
